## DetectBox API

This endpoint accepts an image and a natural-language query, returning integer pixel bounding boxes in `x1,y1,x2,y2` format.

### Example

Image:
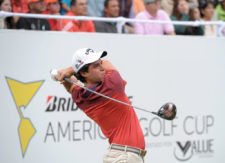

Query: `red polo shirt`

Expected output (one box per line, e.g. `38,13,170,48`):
72,70,145,149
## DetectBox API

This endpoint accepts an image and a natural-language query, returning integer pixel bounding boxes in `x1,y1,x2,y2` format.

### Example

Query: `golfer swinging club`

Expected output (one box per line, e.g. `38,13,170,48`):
54,48,146,163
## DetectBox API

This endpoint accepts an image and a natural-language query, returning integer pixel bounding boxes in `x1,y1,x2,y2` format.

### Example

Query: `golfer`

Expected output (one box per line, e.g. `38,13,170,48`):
55,48,146,163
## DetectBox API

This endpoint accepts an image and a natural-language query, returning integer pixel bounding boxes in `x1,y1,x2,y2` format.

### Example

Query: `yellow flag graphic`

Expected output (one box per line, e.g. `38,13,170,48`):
6,77,44,157
6,77,44,108
18,118,36,156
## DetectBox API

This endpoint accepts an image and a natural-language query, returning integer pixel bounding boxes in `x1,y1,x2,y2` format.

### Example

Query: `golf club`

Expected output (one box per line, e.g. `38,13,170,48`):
63,77,176,120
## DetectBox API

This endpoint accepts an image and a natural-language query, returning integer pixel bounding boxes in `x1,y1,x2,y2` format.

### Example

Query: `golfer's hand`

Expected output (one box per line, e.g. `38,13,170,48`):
57,67,75,82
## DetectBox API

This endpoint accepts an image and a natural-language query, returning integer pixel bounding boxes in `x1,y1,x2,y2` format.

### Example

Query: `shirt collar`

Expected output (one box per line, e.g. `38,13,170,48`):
144,10,158,19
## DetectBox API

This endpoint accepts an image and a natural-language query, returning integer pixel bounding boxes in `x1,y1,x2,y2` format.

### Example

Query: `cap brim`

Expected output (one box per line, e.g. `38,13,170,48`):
100,51,107,58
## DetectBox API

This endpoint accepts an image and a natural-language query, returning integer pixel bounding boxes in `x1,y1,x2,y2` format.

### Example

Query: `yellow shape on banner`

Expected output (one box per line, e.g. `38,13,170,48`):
18,118,36,157
6,77,44,108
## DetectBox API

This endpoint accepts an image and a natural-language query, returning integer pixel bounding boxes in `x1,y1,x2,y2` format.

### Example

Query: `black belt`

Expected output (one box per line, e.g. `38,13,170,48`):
110,144,147,157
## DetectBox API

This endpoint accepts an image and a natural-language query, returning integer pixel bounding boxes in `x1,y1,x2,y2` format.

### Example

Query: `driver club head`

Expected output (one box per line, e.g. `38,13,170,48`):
155,102,177,120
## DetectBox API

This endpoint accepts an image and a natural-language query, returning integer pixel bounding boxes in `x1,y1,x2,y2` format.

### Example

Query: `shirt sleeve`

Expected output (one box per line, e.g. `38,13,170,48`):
105,70,126,93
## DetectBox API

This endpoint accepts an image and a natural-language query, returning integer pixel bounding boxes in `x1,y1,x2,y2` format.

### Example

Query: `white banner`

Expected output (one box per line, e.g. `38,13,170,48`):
0,30,225,163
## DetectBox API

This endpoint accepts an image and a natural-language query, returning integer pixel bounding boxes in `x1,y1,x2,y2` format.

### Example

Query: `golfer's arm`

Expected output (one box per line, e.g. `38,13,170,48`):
62,81,75,94
58,67,75,81
63,67,75,77
59,67,76,93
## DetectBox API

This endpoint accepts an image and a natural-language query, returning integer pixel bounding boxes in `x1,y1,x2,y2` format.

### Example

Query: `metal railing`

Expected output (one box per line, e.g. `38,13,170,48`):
1,11,225,36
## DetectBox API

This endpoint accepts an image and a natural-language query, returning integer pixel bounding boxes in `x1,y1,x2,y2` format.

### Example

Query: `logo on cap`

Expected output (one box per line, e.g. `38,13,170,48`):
85,49,94,55
75,59,84,69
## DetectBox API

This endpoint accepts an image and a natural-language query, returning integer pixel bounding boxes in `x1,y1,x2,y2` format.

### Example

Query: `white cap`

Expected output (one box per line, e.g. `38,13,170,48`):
72,48,107,73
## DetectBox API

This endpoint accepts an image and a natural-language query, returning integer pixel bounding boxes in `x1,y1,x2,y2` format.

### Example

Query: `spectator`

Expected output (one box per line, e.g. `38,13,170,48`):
200,1,217,36
94,0,119,33
134,0,175,35
11,0,29,24
118,0,135,33
60,0,71,15
171,0,190,35
16,0,50,30
133,0,145,15
161,0,174,16
45,0,62,30
119,0,133,17
87,0,104,16
216,0,225,20
11,0,29,13
199,0,219,7
0,0,14,29
61,0,95,32
161,0,198,16
185,7,204,35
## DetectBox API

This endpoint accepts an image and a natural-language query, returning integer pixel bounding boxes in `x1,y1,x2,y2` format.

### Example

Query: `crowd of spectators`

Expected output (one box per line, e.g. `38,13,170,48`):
0,0,225,36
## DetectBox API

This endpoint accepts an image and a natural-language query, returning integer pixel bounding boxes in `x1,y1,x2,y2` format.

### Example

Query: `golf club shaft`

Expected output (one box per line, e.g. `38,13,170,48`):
64,78,156,114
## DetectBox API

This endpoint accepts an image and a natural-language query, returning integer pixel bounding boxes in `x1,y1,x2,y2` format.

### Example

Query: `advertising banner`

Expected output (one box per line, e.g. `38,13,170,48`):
0,30,225,163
